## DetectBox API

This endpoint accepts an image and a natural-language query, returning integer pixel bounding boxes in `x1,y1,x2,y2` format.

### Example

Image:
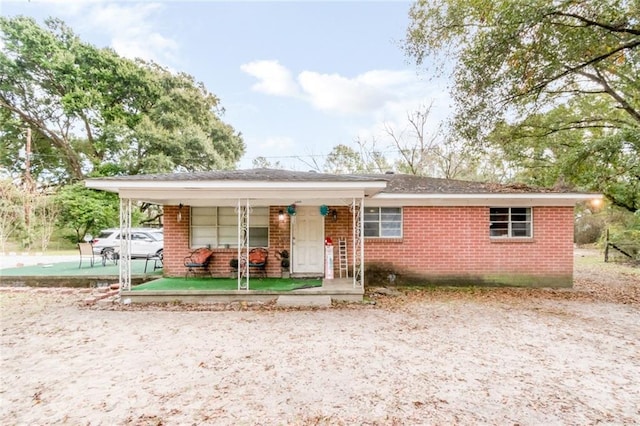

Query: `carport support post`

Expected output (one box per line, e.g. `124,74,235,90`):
352,198,364,289
119,198,132,292
237,199,250,290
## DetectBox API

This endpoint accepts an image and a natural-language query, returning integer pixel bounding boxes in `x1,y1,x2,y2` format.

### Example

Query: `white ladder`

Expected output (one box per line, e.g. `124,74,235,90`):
338,238,348,278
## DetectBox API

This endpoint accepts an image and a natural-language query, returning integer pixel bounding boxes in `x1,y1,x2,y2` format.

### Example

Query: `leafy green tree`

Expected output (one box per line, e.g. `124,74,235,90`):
252,156,285,169
0,16,245,185
324,141,393,174
324,145,367,174
491,96,640,210
0,179,23,252
405,0,640,211
55,184,120,242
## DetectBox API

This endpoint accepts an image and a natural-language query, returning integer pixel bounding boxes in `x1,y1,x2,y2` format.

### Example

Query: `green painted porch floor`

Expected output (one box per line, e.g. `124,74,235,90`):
132,277,323,292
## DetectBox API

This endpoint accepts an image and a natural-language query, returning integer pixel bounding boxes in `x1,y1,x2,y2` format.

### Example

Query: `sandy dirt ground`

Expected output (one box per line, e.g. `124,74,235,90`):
1,250,639,425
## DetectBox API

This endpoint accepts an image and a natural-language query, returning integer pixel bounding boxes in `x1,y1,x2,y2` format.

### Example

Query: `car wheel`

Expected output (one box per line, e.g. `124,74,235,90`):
102,248,116,266
155,249,163,260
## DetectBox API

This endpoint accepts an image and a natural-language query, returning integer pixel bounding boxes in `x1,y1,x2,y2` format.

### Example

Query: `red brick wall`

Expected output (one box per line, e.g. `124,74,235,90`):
162,204,574,286
163,205,292,277
163,205,190,276
363,206,574,286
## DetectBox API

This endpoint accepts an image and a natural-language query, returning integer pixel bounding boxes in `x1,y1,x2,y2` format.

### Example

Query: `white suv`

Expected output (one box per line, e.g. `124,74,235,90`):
91,228,164,259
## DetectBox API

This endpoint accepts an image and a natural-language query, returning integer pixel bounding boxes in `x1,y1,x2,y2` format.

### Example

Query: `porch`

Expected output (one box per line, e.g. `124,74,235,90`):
121,277,363,305
85,169,391,299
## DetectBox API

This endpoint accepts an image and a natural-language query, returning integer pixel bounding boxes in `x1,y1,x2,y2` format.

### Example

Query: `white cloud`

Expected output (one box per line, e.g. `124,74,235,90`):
240,60,433,116
84,3,178,64
260,136,295,150
298,71,393,114
29,1,180,65
240,60,300,97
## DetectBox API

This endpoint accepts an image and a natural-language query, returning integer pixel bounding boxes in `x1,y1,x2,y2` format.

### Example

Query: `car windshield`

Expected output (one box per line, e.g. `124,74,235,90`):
97,231,114,239
149,232,164,241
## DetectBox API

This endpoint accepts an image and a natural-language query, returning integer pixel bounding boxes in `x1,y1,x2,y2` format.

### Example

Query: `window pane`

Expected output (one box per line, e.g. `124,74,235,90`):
191,215,217,226
192,236,216,247
381,222,401,231
364,222,379,237
490,222,508,237
364,210,379,221
490,207,532,238
381,212,401,222
490,207,509,222
191,206,271,248
381,226,401,237
218,226,236,246
218,212,236,226
192,223,217,246
511,208,530,222
381,207,401,215
250,207,269,226
249,227,268,247
512,222,531,237
191,207,217,225
364,207,402,237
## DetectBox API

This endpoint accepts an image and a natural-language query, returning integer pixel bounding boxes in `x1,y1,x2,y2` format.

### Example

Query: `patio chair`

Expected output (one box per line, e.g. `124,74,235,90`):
183,248,214,277
77,242,95,268
145,251,163,273
248,247,268,277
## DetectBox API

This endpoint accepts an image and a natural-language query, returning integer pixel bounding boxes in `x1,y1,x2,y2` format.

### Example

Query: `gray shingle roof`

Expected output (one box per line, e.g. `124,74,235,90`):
98,168,383,183
368,173,563,194
90,168,572,194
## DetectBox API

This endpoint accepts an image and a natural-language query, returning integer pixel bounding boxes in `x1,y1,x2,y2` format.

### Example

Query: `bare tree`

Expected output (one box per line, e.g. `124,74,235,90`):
384,104,443,176
32,193,60,252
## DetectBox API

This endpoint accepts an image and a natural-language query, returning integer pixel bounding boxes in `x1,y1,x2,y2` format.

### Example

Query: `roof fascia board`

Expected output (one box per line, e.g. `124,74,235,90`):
118,188,366,200
86,180,387,191
373,193,601,200
368,193,600,207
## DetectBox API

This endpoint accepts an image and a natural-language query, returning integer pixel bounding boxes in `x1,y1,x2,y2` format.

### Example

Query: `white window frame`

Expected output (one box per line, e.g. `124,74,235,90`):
489,207,533,238
190,207,269,248
363,207,403,238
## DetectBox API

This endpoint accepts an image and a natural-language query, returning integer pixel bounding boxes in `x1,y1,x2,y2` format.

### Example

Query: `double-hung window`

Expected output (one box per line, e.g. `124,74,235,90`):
191,207,269,248
364,207,402,238
489,207,532,238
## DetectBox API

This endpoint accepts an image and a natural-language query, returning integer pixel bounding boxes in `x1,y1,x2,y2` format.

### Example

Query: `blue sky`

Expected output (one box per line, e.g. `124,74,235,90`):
2,0,451,170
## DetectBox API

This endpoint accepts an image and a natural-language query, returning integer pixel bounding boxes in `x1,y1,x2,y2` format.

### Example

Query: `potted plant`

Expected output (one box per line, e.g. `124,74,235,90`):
277,250,290,278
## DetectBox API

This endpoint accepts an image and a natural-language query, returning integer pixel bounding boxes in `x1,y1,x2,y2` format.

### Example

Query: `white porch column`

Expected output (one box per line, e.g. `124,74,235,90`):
237,199,250,290
351,198,364,288
118,198,132,292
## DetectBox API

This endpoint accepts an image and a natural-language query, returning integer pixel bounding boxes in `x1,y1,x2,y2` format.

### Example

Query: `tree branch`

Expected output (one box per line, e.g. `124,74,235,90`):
575,68,640,124
524,38,640,99
549,11,640,36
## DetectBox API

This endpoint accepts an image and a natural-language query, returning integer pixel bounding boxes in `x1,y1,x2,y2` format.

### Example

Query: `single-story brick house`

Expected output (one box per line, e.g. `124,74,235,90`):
85,168,599,290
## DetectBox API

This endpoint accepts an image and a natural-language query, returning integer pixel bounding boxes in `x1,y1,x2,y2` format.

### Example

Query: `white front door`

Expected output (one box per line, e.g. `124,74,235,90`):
292,206,324,274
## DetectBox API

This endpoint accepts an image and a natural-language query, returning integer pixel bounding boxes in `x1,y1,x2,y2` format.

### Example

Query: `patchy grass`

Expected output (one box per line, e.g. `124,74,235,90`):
364,249,639,308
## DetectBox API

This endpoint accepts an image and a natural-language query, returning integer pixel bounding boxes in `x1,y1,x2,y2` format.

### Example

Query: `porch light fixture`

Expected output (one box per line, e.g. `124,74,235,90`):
278,209,284,221
331,209,338,222
177,203,184,223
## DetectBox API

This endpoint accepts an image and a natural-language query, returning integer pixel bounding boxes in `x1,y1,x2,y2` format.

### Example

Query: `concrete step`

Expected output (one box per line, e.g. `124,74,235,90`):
276,294,332,307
